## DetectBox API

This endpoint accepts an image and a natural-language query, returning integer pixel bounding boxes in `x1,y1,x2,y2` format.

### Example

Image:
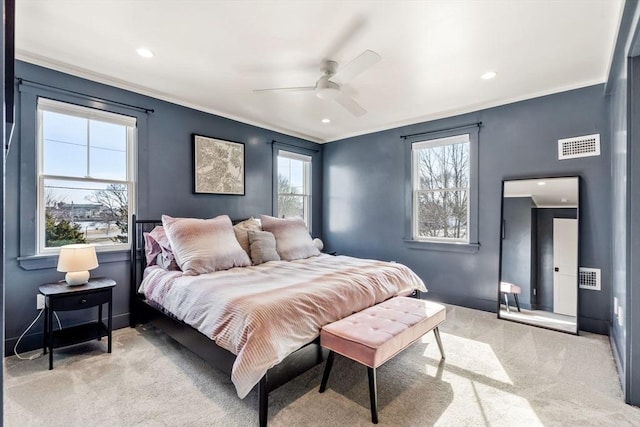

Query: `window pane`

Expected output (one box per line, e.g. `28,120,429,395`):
278,157,306,194
417,190,468,239
43,178,129,247
42,111,88,177
278,195,305,220
417,142,469,190
89,120,127,180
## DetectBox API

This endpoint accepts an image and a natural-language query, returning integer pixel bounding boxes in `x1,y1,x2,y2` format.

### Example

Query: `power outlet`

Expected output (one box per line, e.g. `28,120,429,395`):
618,305,624,327
36,294,45,310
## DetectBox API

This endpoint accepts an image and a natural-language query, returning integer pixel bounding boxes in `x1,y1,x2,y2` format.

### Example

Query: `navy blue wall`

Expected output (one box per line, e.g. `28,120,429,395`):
607,0,640,405
5,61,321,353
323,84,611,333
501,197,535,308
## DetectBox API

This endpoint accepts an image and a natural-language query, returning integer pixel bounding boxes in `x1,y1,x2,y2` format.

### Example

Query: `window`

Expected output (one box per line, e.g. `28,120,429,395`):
412,134,470,242
277,150,311,226
37,98,136,253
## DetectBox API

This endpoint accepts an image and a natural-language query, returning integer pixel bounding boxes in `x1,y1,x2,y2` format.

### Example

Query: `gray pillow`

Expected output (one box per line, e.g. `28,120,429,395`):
248,230,280,265
260,215,320,261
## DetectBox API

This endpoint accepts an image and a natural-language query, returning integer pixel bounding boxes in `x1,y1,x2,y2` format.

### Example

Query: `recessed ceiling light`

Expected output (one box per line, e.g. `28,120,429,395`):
481,71,497,80
537,181,546,186
136,48,154,58
321,118,331,124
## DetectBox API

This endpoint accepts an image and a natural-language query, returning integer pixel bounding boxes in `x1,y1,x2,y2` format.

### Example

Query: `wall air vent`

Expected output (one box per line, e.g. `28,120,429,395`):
579,267,601,291
558,134,600,160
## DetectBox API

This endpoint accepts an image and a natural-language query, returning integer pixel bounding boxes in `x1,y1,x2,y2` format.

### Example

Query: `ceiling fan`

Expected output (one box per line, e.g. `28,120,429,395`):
253,49,381,117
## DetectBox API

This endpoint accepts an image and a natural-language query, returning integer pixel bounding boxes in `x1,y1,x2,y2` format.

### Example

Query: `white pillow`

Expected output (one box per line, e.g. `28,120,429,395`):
162,214,251,275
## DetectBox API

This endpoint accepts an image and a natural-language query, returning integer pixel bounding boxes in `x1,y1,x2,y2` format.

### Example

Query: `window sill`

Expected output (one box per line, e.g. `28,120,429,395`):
18,250,130,271
403,239,480,253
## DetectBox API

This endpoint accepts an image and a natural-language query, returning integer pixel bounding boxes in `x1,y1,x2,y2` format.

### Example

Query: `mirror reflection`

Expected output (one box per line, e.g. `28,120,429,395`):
499,177,579,334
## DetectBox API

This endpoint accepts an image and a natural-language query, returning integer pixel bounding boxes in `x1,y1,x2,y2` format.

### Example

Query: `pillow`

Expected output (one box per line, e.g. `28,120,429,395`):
233,217,262,256
143,231,162,266
260,215,320,261
248,230,280,265
143,226,180,270
161,214,251,275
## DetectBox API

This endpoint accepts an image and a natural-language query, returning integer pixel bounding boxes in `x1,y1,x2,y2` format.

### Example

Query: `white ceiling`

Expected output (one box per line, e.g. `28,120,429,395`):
15,0,623,144
504,177,579,208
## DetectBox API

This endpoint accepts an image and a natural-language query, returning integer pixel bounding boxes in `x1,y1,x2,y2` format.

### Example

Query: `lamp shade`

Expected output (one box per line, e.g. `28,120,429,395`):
57,244,98,285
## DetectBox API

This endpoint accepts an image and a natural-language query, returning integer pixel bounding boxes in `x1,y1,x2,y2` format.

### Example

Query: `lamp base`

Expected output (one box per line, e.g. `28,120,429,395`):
65,271,90,286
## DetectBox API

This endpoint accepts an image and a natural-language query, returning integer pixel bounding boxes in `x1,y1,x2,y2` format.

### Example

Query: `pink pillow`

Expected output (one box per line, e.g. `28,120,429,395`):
143,231,162,266
162,214,251,275
143,226,179,270
260,215,320,261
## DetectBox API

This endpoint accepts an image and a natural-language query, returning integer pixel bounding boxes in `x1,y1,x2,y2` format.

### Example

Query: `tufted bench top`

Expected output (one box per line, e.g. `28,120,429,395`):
500,281,521,294
321,296,446,369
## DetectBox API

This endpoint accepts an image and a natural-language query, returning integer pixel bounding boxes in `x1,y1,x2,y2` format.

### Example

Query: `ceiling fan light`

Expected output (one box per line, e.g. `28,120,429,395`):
316,87,340,101
315,77,341,100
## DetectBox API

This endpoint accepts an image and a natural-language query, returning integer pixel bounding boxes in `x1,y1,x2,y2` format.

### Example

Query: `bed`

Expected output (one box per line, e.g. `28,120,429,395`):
129,214,426,426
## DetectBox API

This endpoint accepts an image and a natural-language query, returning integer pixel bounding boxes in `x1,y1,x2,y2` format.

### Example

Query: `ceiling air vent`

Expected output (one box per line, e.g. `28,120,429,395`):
558,134,600,160
579,267,601,291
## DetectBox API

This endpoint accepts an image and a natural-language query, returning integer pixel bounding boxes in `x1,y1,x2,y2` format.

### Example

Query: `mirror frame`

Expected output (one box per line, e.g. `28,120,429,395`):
497,175,580,334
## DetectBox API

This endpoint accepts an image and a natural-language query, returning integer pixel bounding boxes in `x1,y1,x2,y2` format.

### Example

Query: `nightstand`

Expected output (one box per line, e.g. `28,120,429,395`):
39,277,116,370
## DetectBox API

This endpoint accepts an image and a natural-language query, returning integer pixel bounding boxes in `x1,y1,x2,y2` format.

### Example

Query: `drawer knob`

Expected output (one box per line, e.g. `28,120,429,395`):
81,298,87,304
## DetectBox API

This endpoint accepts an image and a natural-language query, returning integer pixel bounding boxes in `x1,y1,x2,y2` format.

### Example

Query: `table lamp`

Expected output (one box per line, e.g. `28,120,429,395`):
57,244,99,286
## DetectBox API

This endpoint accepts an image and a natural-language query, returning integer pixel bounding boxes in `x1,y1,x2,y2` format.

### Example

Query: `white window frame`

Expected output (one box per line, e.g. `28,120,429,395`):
412,133,470,243
36,98,137,254
277,150,312,227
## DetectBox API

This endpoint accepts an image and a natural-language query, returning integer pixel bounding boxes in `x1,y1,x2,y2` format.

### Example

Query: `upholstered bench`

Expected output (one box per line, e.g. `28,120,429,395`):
319,297,446,424
500,281,522,313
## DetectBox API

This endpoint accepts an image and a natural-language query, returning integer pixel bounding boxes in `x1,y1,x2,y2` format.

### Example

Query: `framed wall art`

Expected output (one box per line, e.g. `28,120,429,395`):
193,134,245,195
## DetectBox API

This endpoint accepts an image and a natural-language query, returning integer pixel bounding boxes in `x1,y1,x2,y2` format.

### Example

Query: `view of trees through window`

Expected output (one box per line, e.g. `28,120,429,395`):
44,183,129,247
39,101,134,250
414,136,469,240
277,152,310,225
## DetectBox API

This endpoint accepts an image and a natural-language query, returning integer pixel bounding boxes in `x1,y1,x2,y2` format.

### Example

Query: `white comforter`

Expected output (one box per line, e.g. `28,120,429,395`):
139,254,426,398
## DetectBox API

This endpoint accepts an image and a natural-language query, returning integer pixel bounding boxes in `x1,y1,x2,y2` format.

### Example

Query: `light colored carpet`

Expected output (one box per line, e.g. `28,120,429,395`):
4,304,640,426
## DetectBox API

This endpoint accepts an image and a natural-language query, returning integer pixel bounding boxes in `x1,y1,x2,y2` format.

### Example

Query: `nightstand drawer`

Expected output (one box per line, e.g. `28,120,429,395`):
49,289,111,311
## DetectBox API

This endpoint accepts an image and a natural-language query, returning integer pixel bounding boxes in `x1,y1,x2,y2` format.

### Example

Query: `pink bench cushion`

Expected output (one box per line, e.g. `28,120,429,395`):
321,297,446,368
500,281,521,294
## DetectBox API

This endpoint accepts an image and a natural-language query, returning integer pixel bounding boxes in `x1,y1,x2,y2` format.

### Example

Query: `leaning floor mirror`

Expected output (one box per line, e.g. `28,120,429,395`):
498,176,579,334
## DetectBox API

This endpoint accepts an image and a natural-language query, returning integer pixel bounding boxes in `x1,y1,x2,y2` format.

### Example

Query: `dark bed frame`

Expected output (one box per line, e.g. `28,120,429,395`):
128,215,329,427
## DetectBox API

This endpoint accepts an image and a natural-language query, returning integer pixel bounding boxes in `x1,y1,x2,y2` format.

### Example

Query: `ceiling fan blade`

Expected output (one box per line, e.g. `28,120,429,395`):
323,15,367,60
335,93,366,117
331,50,381,84
253,86,315,93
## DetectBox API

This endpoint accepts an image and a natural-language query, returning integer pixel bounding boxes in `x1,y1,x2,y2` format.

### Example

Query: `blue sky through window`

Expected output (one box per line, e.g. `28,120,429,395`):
278,157,305,193
42,111,128,204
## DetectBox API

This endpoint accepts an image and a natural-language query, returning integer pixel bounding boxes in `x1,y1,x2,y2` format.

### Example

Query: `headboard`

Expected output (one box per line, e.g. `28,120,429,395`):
129,215,162,323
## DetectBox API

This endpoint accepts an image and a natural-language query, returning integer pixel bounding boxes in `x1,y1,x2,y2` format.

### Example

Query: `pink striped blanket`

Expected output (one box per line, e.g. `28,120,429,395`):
139,254,426,398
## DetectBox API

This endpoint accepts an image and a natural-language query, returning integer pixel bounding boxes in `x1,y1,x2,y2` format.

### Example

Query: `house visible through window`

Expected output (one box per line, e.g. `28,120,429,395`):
277,150,311,226
412,134,470,242
37,98,136,253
